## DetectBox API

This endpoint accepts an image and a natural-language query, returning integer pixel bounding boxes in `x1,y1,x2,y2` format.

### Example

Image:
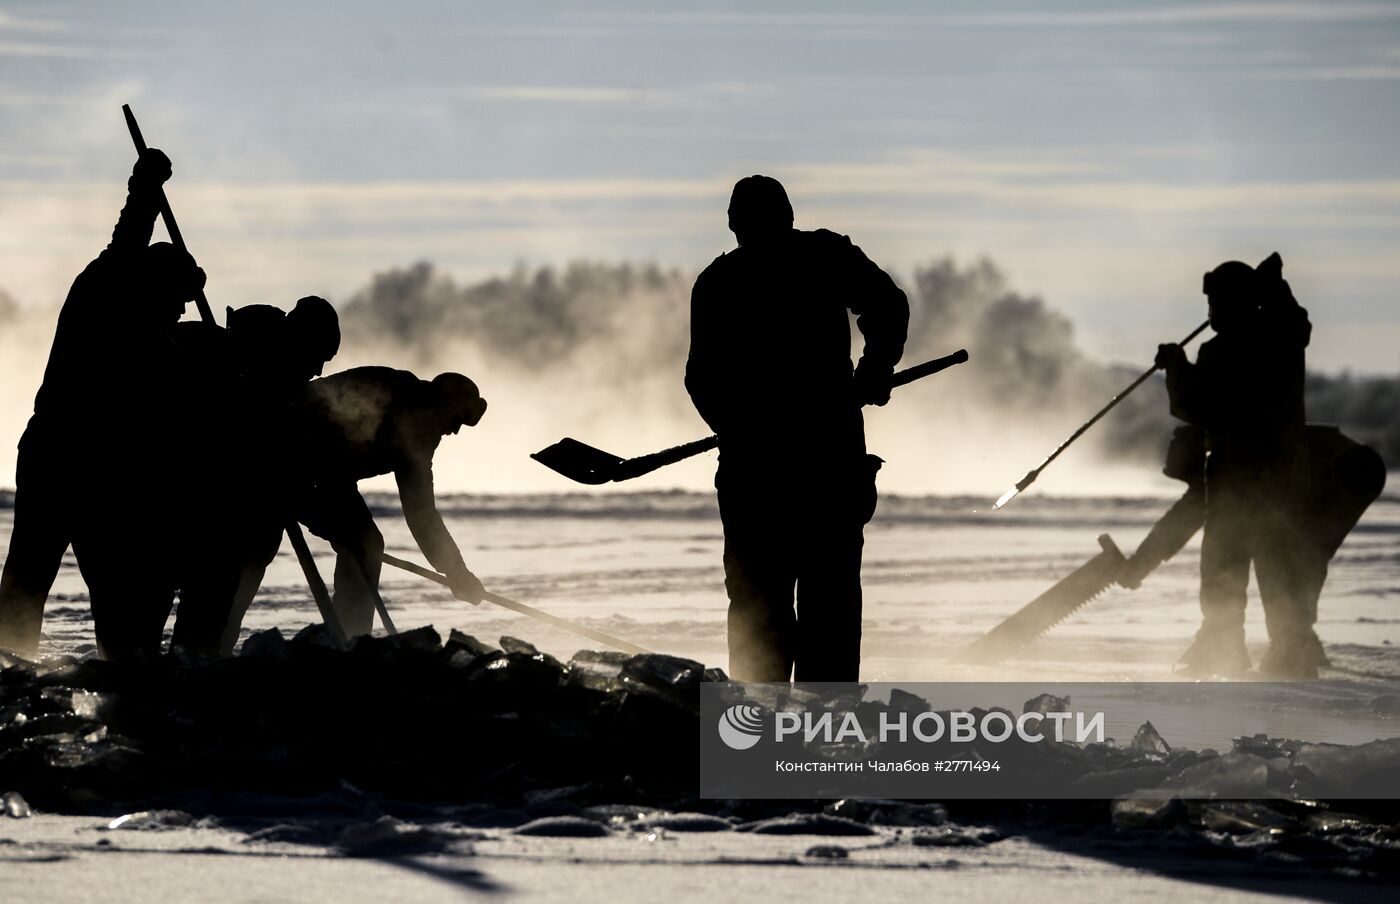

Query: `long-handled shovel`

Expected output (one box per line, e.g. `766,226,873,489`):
991,322,1209,510
121,105,216,326
533,348,970,485
380,553,653,655
122,103,350,650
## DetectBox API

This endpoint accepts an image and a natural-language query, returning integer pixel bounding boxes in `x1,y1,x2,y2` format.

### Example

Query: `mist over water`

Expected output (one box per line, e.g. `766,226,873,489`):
0,256,1395,496
0,294,57,491
333,256,1184,496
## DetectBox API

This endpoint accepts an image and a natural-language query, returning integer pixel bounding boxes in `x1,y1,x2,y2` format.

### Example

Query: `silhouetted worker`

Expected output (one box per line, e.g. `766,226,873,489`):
1156,253,1319,677
169,297,342,656
228,296,342,395
278,366,488,639
1117,425,1385,676
686,175,909,682
0,148,205,659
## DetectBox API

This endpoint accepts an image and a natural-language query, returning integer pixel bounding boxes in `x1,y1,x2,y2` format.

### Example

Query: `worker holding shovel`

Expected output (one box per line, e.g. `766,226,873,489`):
229,366,490,643
0,148,206,659
685,175,909,682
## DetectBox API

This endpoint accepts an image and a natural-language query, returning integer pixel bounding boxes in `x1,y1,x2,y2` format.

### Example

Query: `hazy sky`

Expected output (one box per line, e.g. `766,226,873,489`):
3,0,1400,373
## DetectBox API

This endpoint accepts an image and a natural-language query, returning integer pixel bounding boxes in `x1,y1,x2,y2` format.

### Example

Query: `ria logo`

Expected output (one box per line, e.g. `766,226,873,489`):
717,704,765,751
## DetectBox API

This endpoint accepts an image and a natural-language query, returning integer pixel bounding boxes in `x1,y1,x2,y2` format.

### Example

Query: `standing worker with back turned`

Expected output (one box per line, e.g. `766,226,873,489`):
686,175,909,682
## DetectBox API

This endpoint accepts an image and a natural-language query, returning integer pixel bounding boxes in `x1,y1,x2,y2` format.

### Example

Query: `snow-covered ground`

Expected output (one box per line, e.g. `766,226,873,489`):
1,810,1390,904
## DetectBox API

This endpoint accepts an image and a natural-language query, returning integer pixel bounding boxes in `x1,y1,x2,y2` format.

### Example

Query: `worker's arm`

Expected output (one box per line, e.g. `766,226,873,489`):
1158,343,1206,425
108,149,171,255
840,234,910,406
395,459,484,604
684,263,731,434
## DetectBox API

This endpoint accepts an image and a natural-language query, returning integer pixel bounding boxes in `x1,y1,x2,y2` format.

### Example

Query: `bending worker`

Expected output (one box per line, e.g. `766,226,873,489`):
258,366,490,641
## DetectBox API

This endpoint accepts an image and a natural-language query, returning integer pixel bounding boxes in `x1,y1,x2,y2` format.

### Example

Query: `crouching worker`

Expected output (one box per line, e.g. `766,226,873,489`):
280,366,488,639
170,297,342,657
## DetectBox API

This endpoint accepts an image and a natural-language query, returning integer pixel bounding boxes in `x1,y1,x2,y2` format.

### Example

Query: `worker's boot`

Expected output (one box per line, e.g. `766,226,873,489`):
1258,628,1328,680
1175,623,1251,678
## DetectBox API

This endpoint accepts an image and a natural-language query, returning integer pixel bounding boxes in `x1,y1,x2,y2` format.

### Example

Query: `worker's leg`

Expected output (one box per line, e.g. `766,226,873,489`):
217,526,284,656
170,509,252,658
301,485,381,640
792,459,876,682
330,521,382,640
74,520,176,661
719,470,797,683
1180,486,1252,676
794,521,864,682
1256,503,1329,678
171,551,244,657
0,493,69,657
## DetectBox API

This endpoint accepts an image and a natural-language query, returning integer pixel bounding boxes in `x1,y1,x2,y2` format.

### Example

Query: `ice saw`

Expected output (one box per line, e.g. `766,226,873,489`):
959,534,1127,664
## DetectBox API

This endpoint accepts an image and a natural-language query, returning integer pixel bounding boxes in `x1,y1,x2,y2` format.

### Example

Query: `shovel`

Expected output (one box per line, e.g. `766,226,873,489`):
533,348,969,485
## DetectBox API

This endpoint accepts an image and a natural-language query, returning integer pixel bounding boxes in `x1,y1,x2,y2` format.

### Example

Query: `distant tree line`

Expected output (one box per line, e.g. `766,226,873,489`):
336,257,1400,470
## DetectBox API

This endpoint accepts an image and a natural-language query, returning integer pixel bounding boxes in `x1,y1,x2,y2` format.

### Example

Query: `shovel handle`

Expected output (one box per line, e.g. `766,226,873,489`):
121,104,216,325
613,348,969,480
892,348,968,389
380,553,653,655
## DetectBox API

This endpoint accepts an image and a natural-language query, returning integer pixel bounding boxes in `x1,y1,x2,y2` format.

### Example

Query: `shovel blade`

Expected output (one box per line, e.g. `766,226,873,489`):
530,437,625,485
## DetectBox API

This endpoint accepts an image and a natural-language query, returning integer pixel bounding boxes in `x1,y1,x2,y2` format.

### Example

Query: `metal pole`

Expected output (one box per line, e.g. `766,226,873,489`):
993,321,1210,510
381,553,653,655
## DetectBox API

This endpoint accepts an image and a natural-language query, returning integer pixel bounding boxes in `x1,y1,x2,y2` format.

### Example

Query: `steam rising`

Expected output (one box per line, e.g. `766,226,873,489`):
335,257,1184,494
0,258,1395,495
342,261,691,395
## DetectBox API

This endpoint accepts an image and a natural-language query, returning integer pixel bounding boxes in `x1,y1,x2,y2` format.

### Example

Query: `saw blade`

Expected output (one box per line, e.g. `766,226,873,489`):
958,534,1127,664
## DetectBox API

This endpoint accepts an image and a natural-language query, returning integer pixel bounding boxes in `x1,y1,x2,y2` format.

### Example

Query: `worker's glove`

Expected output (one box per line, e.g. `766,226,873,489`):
1118,553,1154,590
448,568,486,606
852,360,895,407
133,148,172,185
1154,343,1187,372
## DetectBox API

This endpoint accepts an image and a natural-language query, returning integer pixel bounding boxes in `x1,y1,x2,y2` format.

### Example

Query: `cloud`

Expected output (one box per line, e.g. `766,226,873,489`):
448,81,767,109
459,85,665,104
0,93,85,107
0,10,67,32
600,4,1400,32
11,144,1396,234
946,3,1400,27
0,153,74,168
1258,65,1400,81
782,155,1400,215
0,39,99,58
3,140,1399,373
